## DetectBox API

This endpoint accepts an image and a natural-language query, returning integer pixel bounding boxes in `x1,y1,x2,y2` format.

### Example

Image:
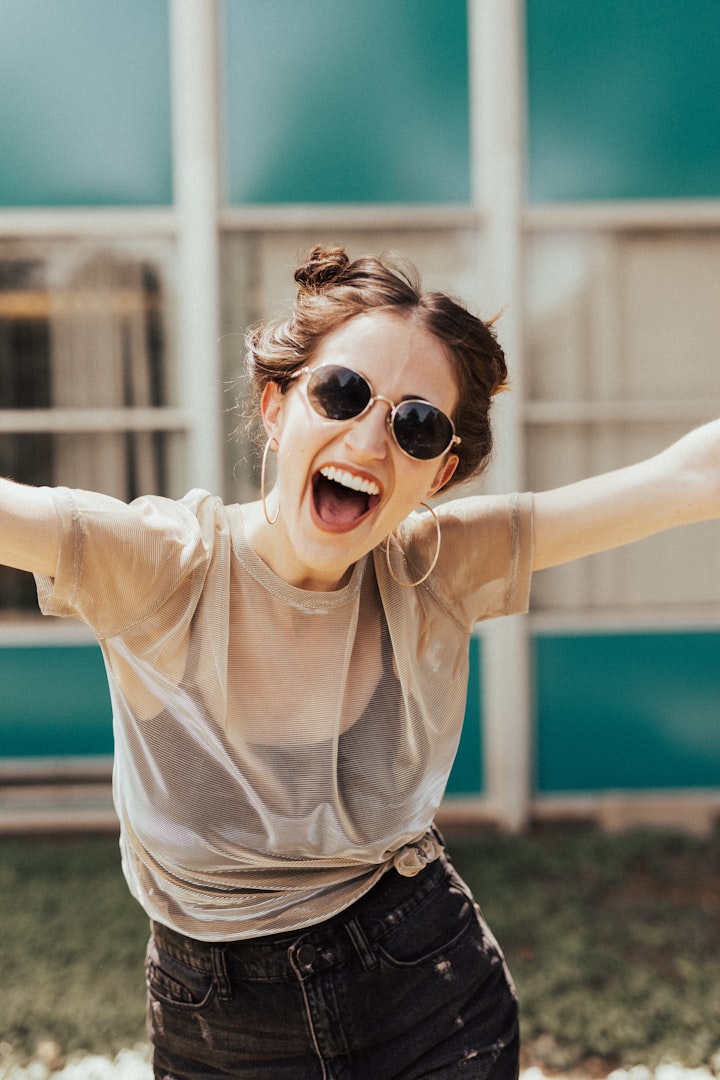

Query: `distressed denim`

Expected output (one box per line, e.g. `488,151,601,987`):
146,851,519,1079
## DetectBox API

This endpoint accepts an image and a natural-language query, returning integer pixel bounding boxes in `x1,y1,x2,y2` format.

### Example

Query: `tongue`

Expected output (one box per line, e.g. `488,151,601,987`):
315,477,369,526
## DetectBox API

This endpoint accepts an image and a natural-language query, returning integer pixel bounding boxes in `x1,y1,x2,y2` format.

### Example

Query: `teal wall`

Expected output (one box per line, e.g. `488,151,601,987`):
2,3,720,797
3,631,720,798
535,632,720,792
223,0,470,204
0,0,171,207
527,0,720,201
4,0,719,207
0,637,484,792
0,645,112,759
0,0,468,208
446,634,484,796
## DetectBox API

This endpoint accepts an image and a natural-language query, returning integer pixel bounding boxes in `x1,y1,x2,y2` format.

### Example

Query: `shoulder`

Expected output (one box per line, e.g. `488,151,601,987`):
392,492,534,627
435,491,533,530
37,488,237,637
402,491,533,557
52,486,229,541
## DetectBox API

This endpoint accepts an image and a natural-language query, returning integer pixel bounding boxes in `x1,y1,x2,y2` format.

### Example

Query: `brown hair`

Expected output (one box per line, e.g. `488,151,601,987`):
244,246,508,489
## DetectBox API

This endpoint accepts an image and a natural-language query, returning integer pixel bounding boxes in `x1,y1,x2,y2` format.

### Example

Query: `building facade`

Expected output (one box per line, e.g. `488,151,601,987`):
1,0,720,830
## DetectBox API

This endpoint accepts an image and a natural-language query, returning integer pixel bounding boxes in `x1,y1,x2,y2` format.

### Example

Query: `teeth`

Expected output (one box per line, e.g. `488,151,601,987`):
320,466,380,496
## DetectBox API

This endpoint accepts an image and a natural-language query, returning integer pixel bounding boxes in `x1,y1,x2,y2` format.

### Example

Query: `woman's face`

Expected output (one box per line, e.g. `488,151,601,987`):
257,310,460,590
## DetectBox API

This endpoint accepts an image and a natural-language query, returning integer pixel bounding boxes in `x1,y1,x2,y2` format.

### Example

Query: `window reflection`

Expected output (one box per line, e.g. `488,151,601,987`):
0,247,169,613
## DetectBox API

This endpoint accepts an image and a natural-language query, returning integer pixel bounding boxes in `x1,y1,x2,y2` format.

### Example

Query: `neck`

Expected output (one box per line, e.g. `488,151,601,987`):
244,500,356,592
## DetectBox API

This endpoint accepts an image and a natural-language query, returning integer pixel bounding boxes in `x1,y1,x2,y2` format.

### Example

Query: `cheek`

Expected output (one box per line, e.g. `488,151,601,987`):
275,412,326,482
389,463,440,513
274,399,307,453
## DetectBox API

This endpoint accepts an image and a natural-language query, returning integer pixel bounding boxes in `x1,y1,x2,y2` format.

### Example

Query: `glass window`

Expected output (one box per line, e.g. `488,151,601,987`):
0,242,174,614
527,0,720,201
525,229,720,611
223,0,470,204
0,0,171,206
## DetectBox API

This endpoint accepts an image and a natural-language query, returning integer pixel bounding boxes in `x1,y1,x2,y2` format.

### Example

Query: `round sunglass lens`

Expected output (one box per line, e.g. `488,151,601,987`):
308,366,371,421
393,402,453,459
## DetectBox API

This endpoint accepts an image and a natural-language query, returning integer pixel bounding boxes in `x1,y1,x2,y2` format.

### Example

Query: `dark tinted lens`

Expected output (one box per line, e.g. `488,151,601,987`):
392,401,454,459
307,365,372,421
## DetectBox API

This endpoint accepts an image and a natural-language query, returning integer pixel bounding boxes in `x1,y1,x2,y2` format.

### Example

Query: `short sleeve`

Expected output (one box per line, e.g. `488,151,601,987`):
393,492,534,630
34,487,214,640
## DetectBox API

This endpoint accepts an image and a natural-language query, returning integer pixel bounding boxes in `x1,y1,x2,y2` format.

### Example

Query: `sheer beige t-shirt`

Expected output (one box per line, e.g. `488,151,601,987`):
36,487,533,940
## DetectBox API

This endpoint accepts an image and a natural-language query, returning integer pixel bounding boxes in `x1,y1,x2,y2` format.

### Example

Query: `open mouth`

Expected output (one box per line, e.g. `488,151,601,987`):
312,466,381,529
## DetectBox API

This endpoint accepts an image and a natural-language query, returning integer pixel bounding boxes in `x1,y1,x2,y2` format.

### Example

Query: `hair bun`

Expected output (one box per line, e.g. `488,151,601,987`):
294,246,350,294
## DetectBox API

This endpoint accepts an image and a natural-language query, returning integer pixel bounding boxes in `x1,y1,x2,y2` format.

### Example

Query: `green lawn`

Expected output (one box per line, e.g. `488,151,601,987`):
1,826,719,1073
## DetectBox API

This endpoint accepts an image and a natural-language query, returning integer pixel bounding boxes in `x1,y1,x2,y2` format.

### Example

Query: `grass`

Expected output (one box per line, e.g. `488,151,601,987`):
0,826,719,1073
449,824,720,1074
0,835,149,1062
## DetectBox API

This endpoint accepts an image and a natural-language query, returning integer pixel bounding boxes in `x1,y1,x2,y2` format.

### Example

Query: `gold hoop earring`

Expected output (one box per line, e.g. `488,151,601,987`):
261,437,280,525
385,502,441,588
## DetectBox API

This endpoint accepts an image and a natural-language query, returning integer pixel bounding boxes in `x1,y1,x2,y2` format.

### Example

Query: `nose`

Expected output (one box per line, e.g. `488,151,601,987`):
342,397,392,459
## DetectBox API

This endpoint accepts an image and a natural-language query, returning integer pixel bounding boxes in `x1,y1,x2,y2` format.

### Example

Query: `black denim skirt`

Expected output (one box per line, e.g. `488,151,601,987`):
146,851,519,1080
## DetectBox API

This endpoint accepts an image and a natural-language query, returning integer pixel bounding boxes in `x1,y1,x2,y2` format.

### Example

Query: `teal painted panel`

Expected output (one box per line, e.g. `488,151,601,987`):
527,0,720,201
223,0,470,204
535,632,720,792
0,637,484,789
446,635,484,795
0,0,171,207
0,645,112,758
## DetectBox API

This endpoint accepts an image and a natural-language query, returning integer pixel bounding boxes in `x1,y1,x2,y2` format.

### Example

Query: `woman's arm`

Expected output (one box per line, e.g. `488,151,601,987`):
0,478,60,577
532,419,720,571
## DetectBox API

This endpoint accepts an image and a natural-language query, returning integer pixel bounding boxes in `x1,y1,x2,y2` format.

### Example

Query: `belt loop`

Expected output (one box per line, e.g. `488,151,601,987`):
345,917,377,973
211,945,232,1001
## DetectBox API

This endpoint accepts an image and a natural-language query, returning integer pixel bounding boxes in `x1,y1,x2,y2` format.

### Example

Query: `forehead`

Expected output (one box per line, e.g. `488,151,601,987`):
312,311,458,410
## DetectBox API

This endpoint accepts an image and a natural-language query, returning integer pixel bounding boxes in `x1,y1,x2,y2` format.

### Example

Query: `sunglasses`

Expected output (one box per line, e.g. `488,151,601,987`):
291,364,461,461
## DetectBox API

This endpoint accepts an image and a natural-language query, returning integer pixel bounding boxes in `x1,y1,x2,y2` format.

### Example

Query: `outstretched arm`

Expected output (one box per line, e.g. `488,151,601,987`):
532,419,720,571
0,479,60,577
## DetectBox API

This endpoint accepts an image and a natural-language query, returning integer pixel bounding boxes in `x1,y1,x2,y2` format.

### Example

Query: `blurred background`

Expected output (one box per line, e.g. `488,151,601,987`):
1,0,720,834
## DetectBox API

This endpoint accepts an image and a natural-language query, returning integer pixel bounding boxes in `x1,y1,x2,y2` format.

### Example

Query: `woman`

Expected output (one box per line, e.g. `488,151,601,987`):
1,246,719,1079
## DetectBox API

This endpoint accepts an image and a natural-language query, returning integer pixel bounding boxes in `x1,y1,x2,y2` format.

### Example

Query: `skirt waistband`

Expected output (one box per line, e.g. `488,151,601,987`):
150,849,453,981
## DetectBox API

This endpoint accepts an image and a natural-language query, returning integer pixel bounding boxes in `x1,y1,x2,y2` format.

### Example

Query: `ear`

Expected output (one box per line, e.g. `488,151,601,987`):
427,453,459,497
260,382,284,441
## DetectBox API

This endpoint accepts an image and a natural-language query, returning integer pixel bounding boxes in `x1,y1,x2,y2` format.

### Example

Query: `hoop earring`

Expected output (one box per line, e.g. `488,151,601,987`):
385,502,441,588
261,437,280,525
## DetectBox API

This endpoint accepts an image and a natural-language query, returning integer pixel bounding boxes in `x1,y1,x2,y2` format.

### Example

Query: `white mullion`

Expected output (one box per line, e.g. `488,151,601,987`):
0,208,176,238
526,199,720,232
169,0,223,495
220,204,483,231
0,407,190,433
468,0,531,831
524,400,720,425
